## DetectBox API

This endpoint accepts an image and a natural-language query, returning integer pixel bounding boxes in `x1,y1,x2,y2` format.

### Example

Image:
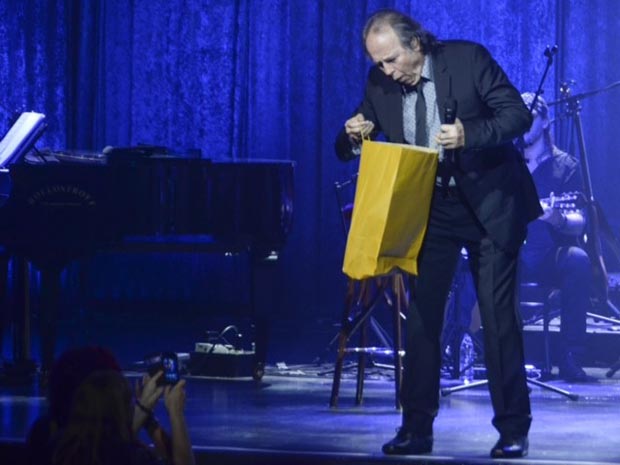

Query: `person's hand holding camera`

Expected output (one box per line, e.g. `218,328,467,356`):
140,371,165,408
132,359,194,465
164,379,195,465
132,371,164,435
164,378,187,418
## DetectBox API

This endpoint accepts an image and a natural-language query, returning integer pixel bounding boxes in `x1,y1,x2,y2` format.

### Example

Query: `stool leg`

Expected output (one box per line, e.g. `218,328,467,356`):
392,274,405,410
355,319,368,405
355,280,376,405
329,332,347,407
330,279,357,407
542,304,552,377
330,278,388,407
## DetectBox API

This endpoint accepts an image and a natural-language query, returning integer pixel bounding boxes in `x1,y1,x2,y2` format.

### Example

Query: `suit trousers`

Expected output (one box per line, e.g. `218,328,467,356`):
401,188,532,438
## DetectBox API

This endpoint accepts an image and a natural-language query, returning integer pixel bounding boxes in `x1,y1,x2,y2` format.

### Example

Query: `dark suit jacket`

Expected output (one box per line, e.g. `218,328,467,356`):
335,40,542,252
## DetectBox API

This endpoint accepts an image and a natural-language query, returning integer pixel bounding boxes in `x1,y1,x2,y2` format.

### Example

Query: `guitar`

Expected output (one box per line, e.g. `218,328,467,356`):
539,191,585,214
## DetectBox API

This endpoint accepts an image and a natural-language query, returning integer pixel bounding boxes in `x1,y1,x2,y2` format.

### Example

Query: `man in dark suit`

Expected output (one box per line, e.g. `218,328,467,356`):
335,9,541,459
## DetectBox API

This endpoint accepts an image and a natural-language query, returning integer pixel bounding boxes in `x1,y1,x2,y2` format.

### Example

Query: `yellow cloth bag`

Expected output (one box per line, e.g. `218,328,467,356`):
342,140,438,279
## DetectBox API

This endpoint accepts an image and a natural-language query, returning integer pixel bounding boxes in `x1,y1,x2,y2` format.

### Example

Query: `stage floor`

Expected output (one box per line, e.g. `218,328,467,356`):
1,363,620,465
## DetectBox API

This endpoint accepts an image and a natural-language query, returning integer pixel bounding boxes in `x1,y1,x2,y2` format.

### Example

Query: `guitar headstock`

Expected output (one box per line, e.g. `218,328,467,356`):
559,80,581,114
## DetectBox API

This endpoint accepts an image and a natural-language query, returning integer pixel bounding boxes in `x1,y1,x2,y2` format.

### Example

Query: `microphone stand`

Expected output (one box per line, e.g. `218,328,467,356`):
515,45,556,158
528,45,558,113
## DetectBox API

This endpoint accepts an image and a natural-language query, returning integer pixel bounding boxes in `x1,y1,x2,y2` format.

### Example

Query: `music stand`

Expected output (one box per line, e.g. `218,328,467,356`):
0,111,46,168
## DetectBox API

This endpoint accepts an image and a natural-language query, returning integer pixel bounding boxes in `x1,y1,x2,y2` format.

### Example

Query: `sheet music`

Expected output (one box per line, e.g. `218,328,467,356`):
0,111,46,168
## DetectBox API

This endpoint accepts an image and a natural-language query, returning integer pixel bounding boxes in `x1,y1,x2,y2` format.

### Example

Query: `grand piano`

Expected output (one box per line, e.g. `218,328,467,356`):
0,146,294,378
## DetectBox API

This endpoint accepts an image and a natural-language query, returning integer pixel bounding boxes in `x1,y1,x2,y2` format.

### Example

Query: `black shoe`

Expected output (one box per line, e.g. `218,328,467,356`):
382,428,433,455
490,435,528,458
559,353,598,383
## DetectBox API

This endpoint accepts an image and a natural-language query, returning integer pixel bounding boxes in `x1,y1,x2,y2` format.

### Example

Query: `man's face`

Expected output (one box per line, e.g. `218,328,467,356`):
522,109,547,147
365,27,425,87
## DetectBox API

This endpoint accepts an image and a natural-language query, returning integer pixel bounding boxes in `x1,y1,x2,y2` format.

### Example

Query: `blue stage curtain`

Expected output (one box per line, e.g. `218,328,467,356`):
1,1,619,321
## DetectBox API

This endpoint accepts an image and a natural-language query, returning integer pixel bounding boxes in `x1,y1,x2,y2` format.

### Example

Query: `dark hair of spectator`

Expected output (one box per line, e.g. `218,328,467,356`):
48,346,122,428
51,370,135,465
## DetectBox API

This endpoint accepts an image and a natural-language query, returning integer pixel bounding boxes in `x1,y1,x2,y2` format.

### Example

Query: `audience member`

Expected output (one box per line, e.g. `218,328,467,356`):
26,346,194,465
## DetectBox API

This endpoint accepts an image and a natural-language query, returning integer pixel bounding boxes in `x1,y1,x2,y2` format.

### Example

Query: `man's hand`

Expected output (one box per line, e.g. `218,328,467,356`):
538,193,570,229
435,118,465,149
539,204,565,227
345,113,374,144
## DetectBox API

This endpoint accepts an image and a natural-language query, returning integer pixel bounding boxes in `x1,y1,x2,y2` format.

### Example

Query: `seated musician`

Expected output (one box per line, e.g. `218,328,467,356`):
519,92,596,382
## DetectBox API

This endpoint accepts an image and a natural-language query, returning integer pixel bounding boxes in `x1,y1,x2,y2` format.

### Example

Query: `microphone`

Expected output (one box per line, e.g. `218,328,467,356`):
444,76,458,164
444,74,457,125
544,44,558,58
444,96,457,125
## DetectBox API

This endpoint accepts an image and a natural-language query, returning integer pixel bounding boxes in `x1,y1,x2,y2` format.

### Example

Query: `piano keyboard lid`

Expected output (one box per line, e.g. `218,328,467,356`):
28,145,203,165
25,150,107,165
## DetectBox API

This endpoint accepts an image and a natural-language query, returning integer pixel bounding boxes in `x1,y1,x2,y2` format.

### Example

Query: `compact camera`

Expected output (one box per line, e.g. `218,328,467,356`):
145,352,180,386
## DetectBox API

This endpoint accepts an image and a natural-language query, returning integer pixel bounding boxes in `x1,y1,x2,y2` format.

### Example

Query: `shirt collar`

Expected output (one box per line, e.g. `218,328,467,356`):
421,55,433,82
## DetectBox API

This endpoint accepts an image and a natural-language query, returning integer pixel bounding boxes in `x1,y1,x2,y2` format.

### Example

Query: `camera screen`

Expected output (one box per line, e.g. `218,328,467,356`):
161,354,180,385
146,352,180,385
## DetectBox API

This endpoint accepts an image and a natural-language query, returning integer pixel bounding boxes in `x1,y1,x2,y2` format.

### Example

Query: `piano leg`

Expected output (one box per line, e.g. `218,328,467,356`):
250,254,280,381
252,315,268,381
0,252,7,367
1,257,37,379
39,265,62,374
